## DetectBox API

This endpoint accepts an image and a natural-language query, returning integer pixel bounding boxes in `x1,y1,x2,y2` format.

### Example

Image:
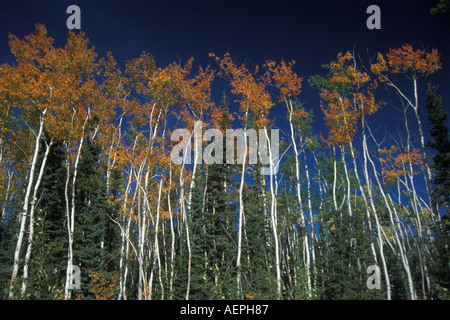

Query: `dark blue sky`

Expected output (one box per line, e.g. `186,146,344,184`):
0,0,449,143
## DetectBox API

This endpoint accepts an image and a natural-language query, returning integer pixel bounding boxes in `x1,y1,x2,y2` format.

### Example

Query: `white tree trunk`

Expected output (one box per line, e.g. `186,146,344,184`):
286,99,312,296
21,138,54,296
236,129,247,299
64,135,84,300
9,110,46,299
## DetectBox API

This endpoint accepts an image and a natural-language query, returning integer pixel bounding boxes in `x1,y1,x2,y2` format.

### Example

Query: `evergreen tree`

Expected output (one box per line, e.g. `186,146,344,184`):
203,159,237,299
424,84,450,299
189,97,238,299
0,209,15,299
188,170,209,299
425,84,450,210
30,139,67,299
72,138,118,299
243,163,277,299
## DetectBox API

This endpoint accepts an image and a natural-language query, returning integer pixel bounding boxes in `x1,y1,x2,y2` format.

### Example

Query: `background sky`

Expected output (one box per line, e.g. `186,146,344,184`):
0,0,449,144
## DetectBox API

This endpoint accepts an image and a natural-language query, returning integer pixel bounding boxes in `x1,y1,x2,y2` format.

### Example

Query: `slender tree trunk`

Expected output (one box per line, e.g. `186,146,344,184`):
178,137,192,300
349,139,378,264
9,110,46,299
332,146,338,211
262,127,282,298
21,138,54,296
303,149,317,293
64,135,85,300
168,164,175,298
403,104,431,298
286,99,312,296
236,130,247,299
149,178,164,299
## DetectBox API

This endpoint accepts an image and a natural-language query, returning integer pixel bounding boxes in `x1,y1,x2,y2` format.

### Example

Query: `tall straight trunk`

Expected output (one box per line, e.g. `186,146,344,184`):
332,146,338,211
64,135,85,300
9,110,46,299
312,151,326,212
118,166,133,299
236,130,247,299
386,77,435,220
178,136,192,300
386,192,416,299
105,113,124,197
21,138,54,295
364,125,416,299
303,149,317,292
168,164,175,298
183,185,192,300
137,165,146,300
118,135,139,300
187,121,201,212
349,140,378,264
286,99,311,295
364,122,397,300
340,146,353,218
411,78,434,219
403,105,431,298
1,170,13,222
122,210,133,299
64,113,89,300
262,127,282,298
149,178,164,299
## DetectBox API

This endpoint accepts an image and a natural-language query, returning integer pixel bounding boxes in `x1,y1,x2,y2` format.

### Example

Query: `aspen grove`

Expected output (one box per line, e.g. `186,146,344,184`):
0,25,448,300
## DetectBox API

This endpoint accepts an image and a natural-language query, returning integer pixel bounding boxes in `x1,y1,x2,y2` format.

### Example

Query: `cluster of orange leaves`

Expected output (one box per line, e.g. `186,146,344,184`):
320,52,379,146
378,145,423,183
263,59,303,101
1,24,113,149
209,52,274,129
371,43,441,80
142,284,153,300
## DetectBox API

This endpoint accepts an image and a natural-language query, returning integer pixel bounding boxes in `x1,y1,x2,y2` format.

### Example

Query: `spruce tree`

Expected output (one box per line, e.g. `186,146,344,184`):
72,138,117,299
243,163,277,299
188,170,209,299
424,84,450,299
425,84,450,210
31,139,67,299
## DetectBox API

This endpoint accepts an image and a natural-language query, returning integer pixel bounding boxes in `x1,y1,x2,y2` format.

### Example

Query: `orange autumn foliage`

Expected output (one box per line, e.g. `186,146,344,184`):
371,43,441,80
210,52,274,129
378,145,423,183
4,24,102,144
263,59,303,101
320,52,380,146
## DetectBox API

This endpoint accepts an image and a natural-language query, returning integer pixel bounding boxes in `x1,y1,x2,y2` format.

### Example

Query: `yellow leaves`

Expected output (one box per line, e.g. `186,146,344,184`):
245,292,261,300
142,284,153,300
421,208,433,224
88,269,119,300
161,210,173,220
